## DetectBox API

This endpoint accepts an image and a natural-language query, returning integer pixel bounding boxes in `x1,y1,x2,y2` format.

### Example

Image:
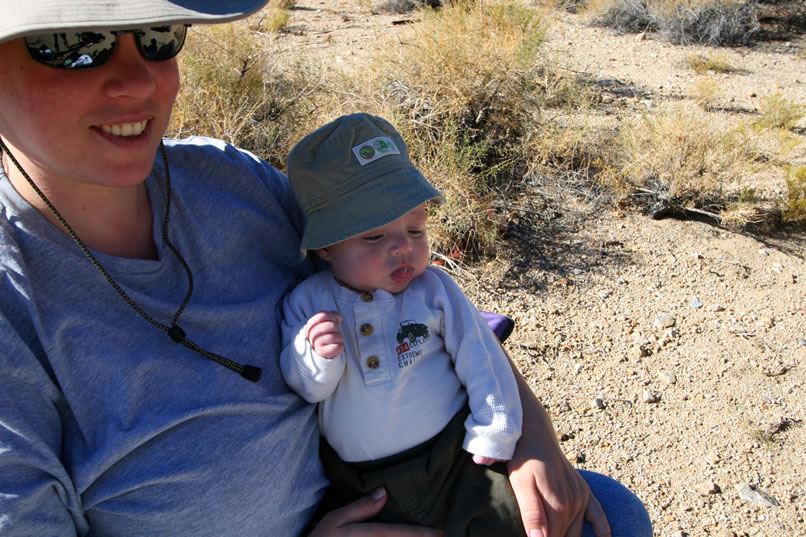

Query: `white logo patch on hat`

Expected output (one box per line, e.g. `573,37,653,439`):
352,137,400,166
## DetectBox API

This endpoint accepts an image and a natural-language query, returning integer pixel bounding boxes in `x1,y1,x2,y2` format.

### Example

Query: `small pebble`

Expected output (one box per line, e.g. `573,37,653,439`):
737,483,780,507
643,390,660,403
654,313,675,329
660,371,677,384
694,481,721,495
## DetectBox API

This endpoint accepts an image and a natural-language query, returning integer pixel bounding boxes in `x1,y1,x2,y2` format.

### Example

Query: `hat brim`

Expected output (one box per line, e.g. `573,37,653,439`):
1,0,269,42
300,166,444,252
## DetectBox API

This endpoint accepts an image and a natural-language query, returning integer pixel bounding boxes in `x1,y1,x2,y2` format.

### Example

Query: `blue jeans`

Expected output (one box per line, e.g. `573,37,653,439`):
580,470,653,537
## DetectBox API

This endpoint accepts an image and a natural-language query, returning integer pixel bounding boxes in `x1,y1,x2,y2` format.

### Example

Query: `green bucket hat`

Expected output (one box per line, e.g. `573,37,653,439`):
287,113,443,252
0,0,269,42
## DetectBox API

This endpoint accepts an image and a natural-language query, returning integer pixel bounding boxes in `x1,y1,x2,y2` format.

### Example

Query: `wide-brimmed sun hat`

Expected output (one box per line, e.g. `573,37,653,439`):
0,0,269,42
287,113,444,252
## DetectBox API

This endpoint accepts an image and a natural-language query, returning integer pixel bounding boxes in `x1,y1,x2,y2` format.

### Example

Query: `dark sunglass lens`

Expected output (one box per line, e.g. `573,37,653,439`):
24,31,116,69
136,25,187,61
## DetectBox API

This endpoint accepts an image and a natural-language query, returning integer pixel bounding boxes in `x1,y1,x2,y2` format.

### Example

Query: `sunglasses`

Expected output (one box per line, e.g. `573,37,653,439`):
23,25,188,70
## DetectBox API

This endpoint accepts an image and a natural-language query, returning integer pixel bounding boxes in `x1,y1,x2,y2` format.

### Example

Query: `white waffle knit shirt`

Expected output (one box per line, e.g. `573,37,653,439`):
280,267,522,462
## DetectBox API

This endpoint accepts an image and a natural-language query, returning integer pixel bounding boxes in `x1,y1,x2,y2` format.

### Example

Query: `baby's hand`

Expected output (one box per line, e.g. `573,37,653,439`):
306,311,345,359
472,454,503,466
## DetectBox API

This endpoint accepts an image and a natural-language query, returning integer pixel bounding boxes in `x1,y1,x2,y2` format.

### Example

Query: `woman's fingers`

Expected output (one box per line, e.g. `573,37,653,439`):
309,488,444,537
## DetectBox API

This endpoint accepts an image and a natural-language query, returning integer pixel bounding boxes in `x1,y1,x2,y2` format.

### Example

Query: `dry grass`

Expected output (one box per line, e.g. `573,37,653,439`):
687,52,734,74
755,93,806,131
784,166,806,224
169,21,324,169
343,0,559,257
170,0,804,262
602,101,801,228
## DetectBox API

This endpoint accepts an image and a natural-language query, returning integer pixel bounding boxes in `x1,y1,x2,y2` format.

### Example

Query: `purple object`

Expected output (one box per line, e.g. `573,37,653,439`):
480,311,515,343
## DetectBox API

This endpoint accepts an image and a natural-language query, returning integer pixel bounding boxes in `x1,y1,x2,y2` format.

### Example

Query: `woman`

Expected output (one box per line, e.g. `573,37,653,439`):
0,1,652,536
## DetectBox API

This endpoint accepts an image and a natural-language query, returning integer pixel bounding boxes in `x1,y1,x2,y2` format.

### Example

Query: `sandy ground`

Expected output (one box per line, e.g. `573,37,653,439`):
271,2,806,535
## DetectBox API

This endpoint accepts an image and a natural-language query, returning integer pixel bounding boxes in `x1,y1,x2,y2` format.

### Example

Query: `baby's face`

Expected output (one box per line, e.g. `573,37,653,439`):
317,204,430,294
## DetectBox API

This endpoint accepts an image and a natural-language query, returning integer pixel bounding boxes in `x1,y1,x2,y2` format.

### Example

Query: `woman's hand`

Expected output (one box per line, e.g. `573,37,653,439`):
506,362,611,537
309,488,444,537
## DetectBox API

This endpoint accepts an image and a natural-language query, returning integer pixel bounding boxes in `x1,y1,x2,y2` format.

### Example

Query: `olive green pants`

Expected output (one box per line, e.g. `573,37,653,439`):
315,408,524,537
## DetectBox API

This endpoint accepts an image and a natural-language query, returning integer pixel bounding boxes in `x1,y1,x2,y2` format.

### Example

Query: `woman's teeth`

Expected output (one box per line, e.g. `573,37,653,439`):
99,120,148,137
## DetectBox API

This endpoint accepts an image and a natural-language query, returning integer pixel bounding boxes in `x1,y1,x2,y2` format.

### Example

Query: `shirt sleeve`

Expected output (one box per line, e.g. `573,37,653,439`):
279,279,346,403
0,313,85,537
428,268,523,460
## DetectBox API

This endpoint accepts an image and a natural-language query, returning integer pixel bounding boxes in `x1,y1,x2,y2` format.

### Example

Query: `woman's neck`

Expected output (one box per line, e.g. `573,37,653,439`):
1,145,157,260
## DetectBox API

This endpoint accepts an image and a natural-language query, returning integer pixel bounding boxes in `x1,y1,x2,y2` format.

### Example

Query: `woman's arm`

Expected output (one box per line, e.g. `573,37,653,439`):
506,360,612,537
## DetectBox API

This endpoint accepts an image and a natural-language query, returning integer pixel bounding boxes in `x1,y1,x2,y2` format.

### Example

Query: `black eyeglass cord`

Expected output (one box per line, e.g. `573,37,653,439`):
0,139,261,382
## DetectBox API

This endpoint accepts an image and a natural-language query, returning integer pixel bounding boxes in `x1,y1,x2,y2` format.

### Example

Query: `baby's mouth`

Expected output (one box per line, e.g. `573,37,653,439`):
391,266,413,281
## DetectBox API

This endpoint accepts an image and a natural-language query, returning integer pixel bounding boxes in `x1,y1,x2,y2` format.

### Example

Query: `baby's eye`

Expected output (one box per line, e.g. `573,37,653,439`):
363,234,383,243
409,230,424,237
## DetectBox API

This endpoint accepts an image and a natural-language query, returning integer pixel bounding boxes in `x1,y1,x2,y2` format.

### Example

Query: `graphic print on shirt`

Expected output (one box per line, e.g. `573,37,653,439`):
395,320,430,368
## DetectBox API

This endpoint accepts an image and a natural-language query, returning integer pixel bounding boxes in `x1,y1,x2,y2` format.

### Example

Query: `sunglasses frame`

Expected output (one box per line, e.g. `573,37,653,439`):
23,24,189,70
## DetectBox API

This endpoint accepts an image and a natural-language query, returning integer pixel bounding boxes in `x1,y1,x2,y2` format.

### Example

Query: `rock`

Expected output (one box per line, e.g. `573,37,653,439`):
737,483,780,507
799,337,806,346
593,397,607,410
757,316,775,328
694,481,721,495
654,313,675,329
689,297,704,309
660,371,677,384
632,344,651,358
643,390,660,403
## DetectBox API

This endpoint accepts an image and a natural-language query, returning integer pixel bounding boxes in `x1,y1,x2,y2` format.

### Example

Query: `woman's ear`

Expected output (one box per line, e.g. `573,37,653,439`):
315,248,331,261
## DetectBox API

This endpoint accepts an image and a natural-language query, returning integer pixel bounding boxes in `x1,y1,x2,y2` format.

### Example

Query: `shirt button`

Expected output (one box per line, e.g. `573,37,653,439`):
360,324,374,336
366,356,380,369
360,292,374,302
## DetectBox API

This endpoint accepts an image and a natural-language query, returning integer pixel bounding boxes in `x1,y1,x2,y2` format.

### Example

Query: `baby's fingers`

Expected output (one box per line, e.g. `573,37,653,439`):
307,311,345,358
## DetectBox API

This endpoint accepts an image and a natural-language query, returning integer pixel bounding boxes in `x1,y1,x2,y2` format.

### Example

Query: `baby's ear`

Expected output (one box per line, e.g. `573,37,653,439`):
315,248,331,261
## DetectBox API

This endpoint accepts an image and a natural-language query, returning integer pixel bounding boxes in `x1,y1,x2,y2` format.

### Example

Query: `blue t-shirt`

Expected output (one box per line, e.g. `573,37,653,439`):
0,137,326,536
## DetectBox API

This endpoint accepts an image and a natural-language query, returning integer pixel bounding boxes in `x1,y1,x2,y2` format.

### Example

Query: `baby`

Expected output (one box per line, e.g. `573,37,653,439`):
281,113,524,536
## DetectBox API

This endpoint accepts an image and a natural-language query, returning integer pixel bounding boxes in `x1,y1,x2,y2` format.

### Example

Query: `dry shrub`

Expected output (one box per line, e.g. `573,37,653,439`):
687,52,734,74
784,166,806,224
691,77,721,108
661,0,759,45
348,0,556,257
754,93,806,131
593,0,660,33
607,103,766,215
605,101,802,228
594,0,760,46
169,21,324,168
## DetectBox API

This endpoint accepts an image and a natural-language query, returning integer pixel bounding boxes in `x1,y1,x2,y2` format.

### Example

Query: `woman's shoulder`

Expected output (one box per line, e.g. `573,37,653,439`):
163,136,270,167
159,136,295,204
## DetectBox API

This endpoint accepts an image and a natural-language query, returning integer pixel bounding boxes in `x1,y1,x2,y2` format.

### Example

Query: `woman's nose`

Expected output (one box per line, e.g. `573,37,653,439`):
101,34,158,99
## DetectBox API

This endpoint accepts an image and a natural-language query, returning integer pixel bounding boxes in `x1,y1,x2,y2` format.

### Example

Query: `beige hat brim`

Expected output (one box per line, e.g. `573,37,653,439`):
1,0,269,42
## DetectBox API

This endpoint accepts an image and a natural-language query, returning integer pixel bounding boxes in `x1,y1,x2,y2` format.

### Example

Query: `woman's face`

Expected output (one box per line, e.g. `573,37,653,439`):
0,33,179,191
